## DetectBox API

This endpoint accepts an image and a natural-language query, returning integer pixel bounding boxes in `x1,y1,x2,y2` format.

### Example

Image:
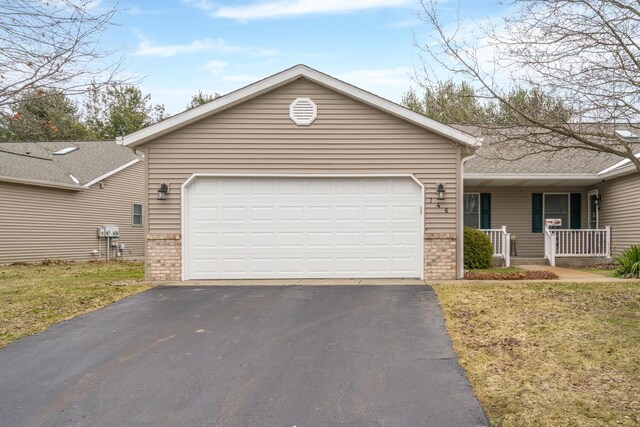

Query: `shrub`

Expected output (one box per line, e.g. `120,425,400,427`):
614,245,640,278
464,227,493,269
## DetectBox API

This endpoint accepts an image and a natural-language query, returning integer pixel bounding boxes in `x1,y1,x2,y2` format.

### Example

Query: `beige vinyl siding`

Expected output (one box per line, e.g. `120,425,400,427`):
465,186,588,257
0,161,145,264
589,172,640,256
146,78,461,235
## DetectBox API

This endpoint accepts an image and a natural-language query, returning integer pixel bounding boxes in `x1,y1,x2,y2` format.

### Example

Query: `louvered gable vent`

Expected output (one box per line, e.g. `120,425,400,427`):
289,97,317,125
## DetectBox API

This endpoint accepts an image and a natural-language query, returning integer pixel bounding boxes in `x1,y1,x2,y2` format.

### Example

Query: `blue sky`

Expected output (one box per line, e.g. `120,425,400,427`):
104,0,501,114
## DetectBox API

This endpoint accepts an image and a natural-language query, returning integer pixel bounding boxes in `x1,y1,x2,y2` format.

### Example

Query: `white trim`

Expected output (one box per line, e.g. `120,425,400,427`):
123,65,480,148
464,173,599,180
180,173,425,281
598,153,640,175
588,189,599,229
83,158,141,188
458,154,477,279
0,175,84,191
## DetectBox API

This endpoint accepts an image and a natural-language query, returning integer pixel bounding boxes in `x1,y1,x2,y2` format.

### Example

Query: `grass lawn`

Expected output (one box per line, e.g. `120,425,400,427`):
577,268,617,277
433,281,640,426
0,261,149,349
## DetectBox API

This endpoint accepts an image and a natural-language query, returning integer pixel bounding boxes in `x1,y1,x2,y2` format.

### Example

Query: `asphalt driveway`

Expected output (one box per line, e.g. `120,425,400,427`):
0,285,487,426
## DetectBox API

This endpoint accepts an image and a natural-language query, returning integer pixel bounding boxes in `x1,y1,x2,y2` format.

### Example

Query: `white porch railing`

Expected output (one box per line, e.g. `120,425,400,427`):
544,226,611,267
481,226,511,267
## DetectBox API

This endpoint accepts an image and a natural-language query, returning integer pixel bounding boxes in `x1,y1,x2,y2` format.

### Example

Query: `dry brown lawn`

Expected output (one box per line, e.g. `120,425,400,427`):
0,261,149,348
433,281,640,426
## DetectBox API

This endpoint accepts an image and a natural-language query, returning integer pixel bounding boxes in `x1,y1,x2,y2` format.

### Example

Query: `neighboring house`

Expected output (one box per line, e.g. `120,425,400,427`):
463,132,640,266
122,64,480,281
0,141,145,264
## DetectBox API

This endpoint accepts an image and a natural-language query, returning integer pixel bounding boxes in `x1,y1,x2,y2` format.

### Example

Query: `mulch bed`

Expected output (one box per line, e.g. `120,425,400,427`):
464,271,559,280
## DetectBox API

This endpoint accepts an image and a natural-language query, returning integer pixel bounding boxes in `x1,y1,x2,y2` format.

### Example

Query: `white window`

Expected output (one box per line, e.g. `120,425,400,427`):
132,204,143,226
544,193,569,229
464,193,480,228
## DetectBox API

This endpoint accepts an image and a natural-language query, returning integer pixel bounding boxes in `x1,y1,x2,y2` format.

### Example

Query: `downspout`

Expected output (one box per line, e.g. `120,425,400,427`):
457,152,478,279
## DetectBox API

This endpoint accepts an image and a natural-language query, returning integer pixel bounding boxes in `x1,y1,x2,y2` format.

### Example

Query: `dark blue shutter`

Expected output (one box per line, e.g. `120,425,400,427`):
480,193,491,229
532,193,543,233
570,193,581,229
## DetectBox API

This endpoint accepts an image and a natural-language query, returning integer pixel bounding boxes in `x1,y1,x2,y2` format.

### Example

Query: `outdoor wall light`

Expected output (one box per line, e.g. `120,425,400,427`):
436,183,446,200
157,183,168,200
594,195,602,207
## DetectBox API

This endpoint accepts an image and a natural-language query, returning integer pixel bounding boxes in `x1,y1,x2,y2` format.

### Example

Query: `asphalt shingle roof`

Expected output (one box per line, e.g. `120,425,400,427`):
451,125,631,175
0,141,140,187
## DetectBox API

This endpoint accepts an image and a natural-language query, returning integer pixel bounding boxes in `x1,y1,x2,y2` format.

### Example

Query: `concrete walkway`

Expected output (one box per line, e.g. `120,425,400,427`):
158,278,427,286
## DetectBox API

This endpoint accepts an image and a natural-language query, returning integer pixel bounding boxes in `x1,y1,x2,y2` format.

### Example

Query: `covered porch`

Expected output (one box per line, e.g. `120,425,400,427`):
464,175,612,267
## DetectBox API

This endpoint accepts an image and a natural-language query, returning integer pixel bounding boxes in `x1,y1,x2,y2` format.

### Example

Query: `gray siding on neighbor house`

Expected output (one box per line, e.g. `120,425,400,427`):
464,186,589,257
589,172,640,256
146,78,462,236
0,161,145,264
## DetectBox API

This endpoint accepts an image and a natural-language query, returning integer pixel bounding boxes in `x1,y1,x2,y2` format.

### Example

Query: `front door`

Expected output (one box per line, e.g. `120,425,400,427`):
588,191,599,229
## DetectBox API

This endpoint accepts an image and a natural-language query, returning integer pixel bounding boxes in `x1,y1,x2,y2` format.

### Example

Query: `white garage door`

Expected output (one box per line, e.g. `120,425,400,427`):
184,176,423,279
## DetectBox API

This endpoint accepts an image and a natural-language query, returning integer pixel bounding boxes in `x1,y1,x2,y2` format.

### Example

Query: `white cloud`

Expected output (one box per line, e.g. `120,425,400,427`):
334,67,413,102
182,0,215,11
388,18,421,29
211,0,411,20
133,35,279,58
337,67,412,87
203,60,227,73
126,6,171,15
222,75,261,82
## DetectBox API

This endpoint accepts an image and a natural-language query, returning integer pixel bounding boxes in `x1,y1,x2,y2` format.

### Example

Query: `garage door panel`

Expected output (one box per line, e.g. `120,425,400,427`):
335,232,359,247
194,233,217,248
186,177,423,279
221,233,246,248
193,207,217,222
250,232,276,248
250,207,275,222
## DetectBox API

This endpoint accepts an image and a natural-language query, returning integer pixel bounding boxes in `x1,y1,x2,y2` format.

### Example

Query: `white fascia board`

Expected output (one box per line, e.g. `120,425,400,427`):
0,175,84,191
83,158,141,188
122,65,481,149
464,173,599,180
598,153,640,176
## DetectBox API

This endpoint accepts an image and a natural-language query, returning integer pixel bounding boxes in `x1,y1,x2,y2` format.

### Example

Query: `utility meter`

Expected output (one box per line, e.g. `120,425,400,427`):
103,225,119,238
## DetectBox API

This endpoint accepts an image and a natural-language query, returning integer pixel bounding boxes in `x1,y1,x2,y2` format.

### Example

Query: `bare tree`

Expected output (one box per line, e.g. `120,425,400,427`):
415,0,640,170
0,0,125,125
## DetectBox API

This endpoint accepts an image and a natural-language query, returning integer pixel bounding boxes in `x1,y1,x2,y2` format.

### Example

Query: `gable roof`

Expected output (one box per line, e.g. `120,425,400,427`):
0,140,141,190
121,64,480,148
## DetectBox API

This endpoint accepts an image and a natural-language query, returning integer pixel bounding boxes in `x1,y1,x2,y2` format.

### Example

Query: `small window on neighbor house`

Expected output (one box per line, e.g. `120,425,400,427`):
464,193,480,228
132,204,143,226
53,146,79,155
614,130,638,140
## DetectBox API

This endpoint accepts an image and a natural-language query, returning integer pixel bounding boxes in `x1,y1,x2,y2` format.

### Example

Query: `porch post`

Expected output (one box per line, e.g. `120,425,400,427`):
605,225,611,258
501,226,510,267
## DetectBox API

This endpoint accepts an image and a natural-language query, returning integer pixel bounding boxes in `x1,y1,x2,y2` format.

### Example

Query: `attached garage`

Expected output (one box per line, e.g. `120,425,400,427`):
124,65,479,281
183,175,424,280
